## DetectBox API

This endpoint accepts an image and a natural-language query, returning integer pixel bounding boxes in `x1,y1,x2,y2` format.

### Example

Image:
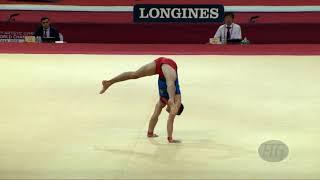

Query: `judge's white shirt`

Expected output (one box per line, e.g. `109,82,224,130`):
214,23,242,41
43,27,50,38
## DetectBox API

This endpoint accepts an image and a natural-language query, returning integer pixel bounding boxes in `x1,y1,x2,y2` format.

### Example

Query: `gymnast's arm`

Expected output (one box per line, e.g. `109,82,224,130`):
161,64,177,111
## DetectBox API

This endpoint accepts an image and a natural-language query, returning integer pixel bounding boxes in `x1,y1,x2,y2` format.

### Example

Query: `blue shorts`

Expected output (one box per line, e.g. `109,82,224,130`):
158,77,181,101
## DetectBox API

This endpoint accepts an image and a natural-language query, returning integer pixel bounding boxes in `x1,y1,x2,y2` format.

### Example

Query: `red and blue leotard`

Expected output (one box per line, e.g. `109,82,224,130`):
154,57,181,104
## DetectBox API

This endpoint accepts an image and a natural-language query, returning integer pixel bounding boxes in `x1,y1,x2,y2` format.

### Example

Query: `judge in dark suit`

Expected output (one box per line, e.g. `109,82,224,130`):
34,17,61,41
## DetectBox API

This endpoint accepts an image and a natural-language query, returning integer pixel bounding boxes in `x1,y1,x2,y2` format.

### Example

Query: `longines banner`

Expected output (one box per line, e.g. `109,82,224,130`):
133,4,224,23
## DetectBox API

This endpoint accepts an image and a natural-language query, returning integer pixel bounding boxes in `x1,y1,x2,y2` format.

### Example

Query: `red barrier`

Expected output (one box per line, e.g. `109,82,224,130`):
1,11,320,23
1,0,320,6
1,22,320,44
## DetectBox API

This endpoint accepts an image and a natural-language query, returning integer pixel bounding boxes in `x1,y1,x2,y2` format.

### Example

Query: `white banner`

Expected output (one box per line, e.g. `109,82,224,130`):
0,31,33,43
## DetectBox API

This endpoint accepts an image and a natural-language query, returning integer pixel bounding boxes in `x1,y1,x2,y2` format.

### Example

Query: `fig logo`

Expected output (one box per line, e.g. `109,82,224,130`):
134,4,224,23
258,140,289,162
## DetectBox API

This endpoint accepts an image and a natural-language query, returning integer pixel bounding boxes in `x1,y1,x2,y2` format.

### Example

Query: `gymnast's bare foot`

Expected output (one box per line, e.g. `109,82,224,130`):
100,80,112,94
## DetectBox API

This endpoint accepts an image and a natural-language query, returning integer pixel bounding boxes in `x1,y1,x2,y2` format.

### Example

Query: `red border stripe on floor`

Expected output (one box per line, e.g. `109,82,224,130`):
0,43,319,55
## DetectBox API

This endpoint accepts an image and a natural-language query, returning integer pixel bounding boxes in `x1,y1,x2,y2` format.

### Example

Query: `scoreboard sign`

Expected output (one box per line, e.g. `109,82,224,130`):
134,4,224,23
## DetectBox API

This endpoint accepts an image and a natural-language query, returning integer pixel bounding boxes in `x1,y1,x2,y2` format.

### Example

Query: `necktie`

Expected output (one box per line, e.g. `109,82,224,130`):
227,26,231,40
44,30,47,38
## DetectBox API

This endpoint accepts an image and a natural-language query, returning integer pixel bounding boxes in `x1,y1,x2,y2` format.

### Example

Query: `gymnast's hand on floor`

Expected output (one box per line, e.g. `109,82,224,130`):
147,131,159,138
168,137,181,143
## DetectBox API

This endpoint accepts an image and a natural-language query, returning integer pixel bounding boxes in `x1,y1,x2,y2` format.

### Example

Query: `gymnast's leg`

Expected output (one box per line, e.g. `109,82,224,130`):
100,61,156,94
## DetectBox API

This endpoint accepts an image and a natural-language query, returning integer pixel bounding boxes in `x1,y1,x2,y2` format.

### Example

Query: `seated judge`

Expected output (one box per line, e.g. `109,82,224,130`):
213,12,242,43
34,17,61,41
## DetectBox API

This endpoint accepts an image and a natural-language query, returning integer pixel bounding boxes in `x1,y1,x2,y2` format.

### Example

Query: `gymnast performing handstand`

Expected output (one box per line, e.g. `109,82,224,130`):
100,57,184,143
